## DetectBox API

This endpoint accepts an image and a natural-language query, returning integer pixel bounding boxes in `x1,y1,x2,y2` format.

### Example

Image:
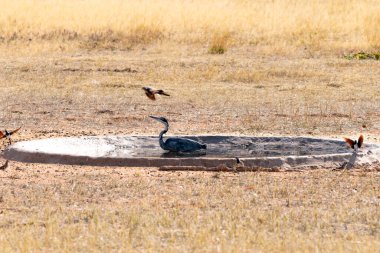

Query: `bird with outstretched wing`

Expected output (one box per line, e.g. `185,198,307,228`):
344,134,363,151
142,86,170,100
0,127,21,145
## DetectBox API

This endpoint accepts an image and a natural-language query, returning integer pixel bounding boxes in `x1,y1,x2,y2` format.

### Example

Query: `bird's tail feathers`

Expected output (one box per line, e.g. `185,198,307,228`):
157,90,170,96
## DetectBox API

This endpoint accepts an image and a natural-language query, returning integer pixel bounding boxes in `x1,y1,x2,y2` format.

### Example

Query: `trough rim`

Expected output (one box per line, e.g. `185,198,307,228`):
3,135,379,168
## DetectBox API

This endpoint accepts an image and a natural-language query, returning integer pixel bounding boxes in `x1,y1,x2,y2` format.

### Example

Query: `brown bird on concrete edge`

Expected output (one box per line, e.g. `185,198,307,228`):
344,134,364,151
142,86,170,100
0,127,21,144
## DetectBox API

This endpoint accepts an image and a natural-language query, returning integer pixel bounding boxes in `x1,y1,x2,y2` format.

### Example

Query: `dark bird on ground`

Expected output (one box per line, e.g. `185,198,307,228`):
344,134,364,151
142,86,170,100
0,160,8,171
0,127,21,145
235,157,243,164
233,157,245,172
149,116,207,152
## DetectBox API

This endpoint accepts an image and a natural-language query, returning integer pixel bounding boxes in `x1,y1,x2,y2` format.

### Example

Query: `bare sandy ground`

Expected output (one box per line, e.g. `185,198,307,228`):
0,47,379,251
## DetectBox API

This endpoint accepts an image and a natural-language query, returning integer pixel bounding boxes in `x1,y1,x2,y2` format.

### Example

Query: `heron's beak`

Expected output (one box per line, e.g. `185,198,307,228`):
149,115,160,121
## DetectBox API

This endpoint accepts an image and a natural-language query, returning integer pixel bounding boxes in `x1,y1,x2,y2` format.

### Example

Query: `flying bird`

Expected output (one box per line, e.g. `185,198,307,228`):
0,127,21,145
142,86,170,100
344,134,364,151
149,116,206,152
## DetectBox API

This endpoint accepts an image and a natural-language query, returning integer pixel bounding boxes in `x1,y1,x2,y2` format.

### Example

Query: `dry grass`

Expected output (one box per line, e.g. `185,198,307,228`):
0,1,380,252
0,48,379,137
1,0,380,53
209,32,231,54
0,164,379,252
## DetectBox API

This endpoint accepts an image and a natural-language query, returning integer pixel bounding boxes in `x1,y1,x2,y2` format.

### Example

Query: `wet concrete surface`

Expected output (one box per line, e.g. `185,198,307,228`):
4,136,380,167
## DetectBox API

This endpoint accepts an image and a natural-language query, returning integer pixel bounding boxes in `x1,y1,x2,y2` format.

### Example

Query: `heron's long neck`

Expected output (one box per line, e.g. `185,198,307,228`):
159,122,169,149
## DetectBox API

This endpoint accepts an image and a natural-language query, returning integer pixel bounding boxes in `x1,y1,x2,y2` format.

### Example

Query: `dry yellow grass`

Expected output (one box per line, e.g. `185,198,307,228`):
0,48,379,137
0,0,380,53
0,164,379,252
0,1,380,252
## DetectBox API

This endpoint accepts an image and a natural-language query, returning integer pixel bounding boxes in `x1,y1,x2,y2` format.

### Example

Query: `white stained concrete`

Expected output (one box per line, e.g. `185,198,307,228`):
4,136,380,168
10,136,136,157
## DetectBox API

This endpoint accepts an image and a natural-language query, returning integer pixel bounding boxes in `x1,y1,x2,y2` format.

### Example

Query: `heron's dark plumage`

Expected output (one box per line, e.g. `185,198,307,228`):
164,138,207,152
150,116,206,153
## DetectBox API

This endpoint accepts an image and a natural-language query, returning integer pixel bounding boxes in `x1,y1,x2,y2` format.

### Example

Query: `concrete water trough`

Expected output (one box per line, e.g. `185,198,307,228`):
4,136,380,168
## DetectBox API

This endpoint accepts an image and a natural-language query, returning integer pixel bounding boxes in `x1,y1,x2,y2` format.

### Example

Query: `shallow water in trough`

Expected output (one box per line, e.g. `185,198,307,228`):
9,136,354,158
99,136,352,157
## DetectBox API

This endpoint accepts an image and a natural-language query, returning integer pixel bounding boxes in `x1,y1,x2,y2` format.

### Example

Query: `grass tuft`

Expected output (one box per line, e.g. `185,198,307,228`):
344,51,380,60
128,24,165,45
81,25,164,50
208,32,231,54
